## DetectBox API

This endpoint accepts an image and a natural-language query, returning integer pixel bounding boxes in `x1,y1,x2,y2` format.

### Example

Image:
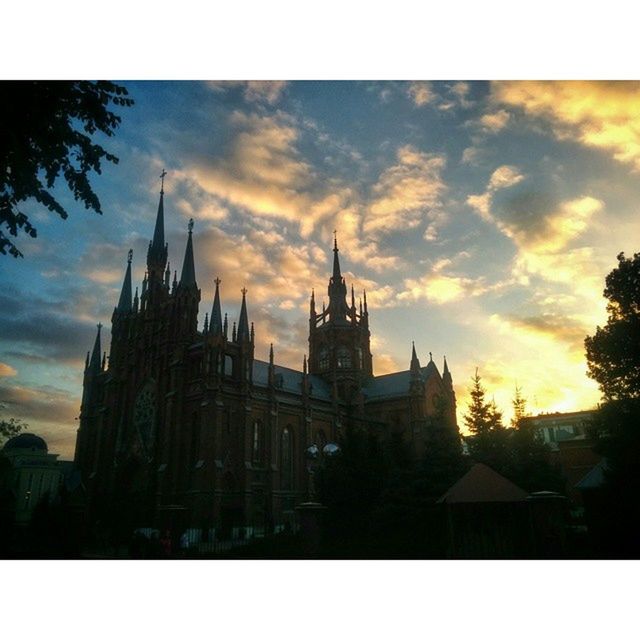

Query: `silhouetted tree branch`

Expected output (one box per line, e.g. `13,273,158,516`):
0,81,134,258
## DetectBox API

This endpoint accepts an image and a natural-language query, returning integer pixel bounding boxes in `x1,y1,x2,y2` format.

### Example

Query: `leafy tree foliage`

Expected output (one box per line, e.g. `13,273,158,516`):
0,416,26,445
585,253,640,555
585,252,640,400
0,81,134,258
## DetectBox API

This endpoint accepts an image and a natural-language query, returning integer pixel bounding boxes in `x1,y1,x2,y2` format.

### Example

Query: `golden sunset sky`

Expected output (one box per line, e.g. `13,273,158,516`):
3,80,640,457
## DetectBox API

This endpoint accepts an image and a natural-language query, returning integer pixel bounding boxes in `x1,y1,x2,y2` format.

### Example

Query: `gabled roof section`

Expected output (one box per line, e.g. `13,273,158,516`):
363,360,439,401
438,463,529,504
252,360,332,401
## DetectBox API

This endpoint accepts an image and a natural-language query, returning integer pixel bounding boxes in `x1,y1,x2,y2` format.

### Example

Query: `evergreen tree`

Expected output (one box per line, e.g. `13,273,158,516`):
463,369,492,436
511,384,528,429
488,398,505,431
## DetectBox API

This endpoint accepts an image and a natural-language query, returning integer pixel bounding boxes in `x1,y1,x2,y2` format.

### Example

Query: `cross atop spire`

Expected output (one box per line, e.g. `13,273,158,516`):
160,168,167,194
147,178,168,277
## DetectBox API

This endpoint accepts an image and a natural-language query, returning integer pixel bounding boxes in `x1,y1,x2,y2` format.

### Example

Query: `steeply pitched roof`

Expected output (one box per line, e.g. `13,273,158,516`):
363,360,439,400
438,463,529,504
252,360,332,400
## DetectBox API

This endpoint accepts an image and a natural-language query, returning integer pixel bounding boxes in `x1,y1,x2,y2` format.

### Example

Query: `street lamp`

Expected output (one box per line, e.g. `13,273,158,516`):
305,442,340,503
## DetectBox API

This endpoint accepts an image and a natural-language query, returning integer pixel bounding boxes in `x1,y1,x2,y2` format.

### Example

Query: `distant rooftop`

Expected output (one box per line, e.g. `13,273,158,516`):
438,463,529,504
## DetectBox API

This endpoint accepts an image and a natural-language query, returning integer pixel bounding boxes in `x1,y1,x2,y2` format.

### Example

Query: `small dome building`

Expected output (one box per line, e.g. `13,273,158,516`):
1,433,63,525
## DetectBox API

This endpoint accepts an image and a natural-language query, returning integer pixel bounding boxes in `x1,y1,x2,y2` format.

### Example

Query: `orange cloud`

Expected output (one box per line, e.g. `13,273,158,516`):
206,81,288,105
366,145,447,236
492,81,640,170
0,362,17,377
407,82,434,107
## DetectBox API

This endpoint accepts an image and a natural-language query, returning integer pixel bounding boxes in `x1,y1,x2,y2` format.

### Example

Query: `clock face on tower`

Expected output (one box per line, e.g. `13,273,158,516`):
134,381,156,458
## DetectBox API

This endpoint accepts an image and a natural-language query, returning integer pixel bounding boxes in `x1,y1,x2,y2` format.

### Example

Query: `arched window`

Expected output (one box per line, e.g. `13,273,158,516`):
252,419,264,466
337,346,351,369
281,426,294,489
357,347,364,369
224,355,234,377
318,346,329,371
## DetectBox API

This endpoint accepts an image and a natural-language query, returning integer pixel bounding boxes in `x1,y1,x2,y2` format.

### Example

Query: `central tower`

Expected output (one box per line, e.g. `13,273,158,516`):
308,234,373,401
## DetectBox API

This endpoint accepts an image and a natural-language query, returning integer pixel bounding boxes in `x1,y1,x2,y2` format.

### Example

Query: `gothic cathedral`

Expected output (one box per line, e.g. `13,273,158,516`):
74,182,459,534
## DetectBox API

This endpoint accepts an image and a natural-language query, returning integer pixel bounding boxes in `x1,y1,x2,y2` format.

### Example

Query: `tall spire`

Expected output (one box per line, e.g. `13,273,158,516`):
89,323,102,375
179,218,197,288
152,175,165,249
147,170,168,276
237,287,250,342
332,230,342,281
443,356,453,386
327,231,348,322
116,250,133,313
210,277,223,335
410,341,421,375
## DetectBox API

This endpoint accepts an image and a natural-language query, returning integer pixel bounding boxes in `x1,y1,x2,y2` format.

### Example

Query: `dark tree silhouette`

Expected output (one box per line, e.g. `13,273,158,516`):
511,384,527,429
464,378,563,493
0,415,26,444
585,252,640,400
463,369,492,436
0,81,134,258
585,253,640,556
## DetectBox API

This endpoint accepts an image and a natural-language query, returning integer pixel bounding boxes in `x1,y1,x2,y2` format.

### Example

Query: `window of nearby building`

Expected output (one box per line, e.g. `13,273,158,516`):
319,346,329,371
337,346,351,369
252,419,264,466
281,427,294,489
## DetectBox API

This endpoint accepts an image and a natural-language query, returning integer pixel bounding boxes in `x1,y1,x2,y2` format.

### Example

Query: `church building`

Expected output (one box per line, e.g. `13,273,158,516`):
74,180,459,535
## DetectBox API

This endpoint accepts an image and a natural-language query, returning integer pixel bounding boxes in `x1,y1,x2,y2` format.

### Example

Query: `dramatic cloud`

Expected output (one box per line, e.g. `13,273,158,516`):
492,81,640,170
467,167,603,283
407,81,434,107
5,81,630,453
0,362,17,377
0,287,102,365
366,145,447,236
398,273,488,305
478,109,511,133
207,80,288,105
